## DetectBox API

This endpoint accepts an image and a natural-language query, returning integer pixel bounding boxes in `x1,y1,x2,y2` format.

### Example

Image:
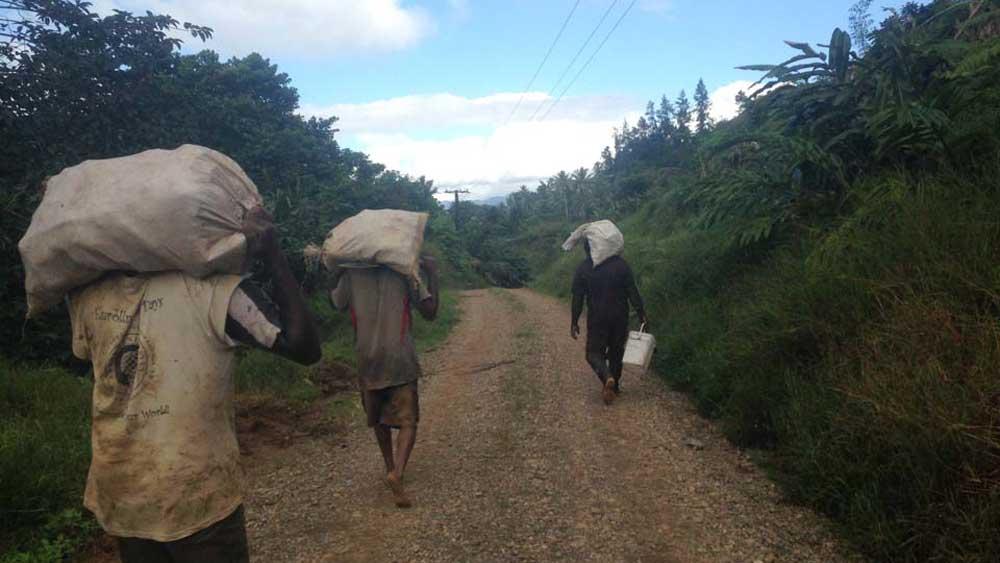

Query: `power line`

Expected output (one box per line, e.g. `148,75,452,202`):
528,0,620,122
539,0,638,122
505,0,582,125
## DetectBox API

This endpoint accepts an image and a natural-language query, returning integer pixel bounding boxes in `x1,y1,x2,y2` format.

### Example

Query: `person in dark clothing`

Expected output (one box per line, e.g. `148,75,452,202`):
571,240,646,405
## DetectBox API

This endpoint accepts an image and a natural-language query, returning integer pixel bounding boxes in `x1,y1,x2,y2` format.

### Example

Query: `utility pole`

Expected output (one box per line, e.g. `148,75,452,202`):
443,189,470,227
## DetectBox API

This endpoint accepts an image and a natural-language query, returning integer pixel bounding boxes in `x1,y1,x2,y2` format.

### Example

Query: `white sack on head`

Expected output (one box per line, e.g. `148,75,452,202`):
317,209,428,288
561,220,624,267
18,144,263,317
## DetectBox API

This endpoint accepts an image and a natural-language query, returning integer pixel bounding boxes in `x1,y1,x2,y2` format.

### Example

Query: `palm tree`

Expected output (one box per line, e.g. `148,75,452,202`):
553,170,572,222
572,167,591,219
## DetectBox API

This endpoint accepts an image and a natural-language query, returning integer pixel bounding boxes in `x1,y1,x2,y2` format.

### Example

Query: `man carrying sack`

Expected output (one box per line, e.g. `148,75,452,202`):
21,146,322,561
67,207,321,561
565,221,647,405
318,209,439,508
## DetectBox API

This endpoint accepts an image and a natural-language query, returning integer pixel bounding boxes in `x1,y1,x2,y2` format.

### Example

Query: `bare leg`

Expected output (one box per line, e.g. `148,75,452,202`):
385,426,417,508
373,425,394,474
394,426,417,480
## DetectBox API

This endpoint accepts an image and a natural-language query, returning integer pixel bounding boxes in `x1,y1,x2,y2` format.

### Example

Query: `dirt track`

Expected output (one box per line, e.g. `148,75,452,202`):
242,289,857,562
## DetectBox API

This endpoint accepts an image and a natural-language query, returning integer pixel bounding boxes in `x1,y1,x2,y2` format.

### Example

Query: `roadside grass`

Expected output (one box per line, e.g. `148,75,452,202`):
0,359,96,563
413,290,460,352
234,290,460,406
233,294,347,409
530,169,1000,561
0,289,460,562
497,295,540,426
489,287,527,313
514,325,537,340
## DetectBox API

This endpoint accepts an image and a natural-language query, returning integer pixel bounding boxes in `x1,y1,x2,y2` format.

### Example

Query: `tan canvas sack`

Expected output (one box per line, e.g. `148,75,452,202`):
561,220,625,267
313,209,428,288
19,144,263,317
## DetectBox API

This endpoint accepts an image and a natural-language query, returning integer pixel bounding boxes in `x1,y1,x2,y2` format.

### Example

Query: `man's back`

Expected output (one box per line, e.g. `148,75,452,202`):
331,267,429,391
572,255,643,325
69,271,244,541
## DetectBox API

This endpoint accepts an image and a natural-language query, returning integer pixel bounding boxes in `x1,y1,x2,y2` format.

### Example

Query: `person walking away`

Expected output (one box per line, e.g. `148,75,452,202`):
330,256,439,508
571,240,646,405
67,208,321,562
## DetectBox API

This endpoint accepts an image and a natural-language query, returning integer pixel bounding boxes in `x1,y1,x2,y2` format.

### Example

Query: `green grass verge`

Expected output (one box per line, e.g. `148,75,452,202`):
234,289,460,406
529,169,1000,562
1,289,460,561
0,359,97,563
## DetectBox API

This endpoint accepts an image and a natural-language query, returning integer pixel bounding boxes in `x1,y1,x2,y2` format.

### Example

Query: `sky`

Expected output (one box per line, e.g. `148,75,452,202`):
95,0,901,200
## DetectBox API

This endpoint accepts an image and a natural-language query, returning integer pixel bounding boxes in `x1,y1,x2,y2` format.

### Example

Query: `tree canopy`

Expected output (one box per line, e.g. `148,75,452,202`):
1,0,440,362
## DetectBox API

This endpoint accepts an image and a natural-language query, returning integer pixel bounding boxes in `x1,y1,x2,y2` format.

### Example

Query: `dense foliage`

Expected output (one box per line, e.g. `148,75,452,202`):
0,359,94,562
0,0,446,364
496,1,1000,560
0,3,485,557
5,0,1000,560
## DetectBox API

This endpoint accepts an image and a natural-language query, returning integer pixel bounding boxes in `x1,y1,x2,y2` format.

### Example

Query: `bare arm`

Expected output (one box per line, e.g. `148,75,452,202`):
415,256,439,321
242,208,321,365
623,263,647,325
571,265,586,339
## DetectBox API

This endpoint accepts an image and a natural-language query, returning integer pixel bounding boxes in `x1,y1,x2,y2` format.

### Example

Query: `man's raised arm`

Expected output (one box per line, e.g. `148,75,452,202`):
416,256,439,321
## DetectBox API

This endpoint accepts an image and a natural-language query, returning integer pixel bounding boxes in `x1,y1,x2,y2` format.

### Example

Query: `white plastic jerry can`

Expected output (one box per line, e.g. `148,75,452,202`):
623,323,656,371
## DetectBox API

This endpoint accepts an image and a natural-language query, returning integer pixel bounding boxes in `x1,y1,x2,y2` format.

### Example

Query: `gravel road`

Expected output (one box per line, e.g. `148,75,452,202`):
242,288,858,562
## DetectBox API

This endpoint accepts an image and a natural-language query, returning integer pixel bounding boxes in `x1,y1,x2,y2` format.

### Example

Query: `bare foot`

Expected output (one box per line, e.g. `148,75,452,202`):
385,472,412,508
603,378,617,405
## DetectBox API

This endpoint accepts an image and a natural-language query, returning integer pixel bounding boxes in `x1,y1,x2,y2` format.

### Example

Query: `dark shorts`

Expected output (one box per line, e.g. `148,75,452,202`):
362,381,419,428
117,505,248,563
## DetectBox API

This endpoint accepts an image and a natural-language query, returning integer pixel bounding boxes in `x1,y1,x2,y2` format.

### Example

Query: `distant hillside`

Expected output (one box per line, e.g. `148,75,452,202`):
473,195,507,206
441,195,507,209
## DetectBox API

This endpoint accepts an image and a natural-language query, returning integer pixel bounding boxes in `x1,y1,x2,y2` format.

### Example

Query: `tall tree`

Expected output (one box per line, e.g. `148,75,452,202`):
636,116,650,138
849,0,875,55
694,78,713,133
656,95,676,137
644,100,658,131
600,146,615,171
572,167,591,218
554,170,572,221
0,0,213,361
675,90,692,136
0,0,441,362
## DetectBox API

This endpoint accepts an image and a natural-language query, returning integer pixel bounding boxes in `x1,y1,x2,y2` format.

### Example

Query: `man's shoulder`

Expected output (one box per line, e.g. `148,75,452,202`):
601,255,630,272
342,266,408,295
73,271,157,303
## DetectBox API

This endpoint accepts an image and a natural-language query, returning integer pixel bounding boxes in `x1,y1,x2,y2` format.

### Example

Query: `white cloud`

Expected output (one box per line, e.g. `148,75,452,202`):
358,119,629,198
302,91,633,137
638,0,673,14
301,91,639,199
709,80,754,123
93,0,432,57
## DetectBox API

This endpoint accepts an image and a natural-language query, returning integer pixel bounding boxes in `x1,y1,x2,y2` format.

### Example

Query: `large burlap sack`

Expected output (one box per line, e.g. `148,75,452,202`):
561,220,624,267
314,209,428,285
19,144,263,317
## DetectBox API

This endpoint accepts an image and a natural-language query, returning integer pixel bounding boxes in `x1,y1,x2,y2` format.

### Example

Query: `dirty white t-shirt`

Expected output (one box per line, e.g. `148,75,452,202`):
69,272,253,541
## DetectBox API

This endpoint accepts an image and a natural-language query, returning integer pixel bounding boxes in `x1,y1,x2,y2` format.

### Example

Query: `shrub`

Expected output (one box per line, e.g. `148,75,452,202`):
0,359,95,560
